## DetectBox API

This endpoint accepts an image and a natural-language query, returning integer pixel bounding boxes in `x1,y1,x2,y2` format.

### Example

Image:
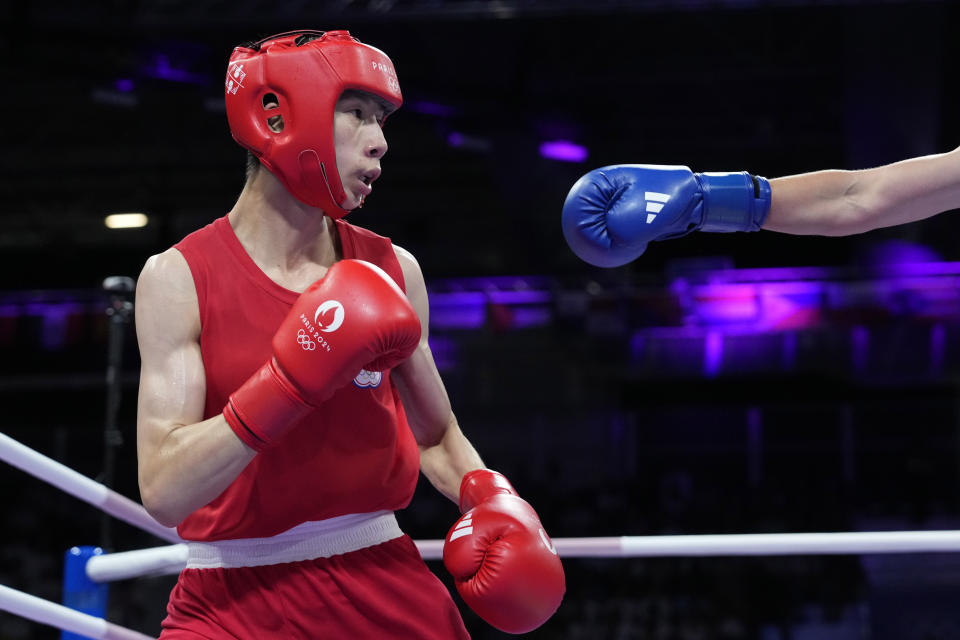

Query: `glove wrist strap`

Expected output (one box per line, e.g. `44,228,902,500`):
697,171,771,232
459,469,518,513
224,359,313,451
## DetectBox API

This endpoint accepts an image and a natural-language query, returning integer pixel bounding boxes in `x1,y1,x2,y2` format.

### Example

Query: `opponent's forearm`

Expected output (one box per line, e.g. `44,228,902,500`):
419,417,484,504
138,414,256,527
765,147,960,236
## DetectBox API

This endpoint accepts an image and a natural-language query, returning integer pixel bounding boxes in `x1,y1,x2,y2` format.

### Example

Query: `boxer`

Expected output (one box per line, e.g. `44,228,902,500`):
136,30,563,638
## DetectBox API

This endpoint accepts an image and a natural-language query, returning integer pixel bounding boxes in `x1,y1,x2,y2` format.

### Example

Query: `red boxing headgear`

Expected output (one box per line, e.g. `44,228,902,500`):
224,30,402,217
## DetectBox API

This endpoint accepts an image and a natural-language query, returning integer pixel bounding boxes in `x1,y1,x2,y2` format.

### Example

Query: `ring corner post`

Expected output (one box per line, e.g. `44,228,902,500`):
61,546,108,640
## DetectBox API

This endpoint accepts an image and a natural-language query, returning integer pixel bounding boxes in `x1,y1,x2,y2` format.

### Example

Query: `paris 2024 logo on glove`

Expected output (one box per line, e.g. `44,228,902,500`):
297,299,381,389
296,300,345,353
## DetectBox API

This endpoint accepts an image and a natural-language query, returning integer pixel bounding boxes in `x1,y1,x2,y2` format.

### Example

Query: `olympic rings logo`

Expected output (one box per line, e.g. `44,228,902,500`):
297,329,316,351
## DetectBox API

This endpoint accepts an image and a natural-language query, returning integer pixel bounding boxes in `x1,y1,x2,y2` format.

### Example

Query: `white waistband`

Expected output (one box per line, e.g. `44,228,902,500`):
186,511,403,569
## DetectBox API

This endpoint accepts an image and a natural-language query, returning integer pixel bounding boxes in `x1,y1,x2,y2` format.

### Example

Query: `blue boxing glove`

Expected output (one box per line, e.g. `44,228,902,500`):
561,164,772,267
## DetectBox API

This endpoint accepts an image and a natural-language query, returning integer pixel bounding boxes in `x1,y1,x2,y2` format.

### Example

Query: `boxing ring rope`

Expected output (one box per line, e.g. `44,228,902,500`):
0,430,180,638
0,432,181,544
83,529,960,584
415,530,960,560
6,428,960,639
0,584,153,640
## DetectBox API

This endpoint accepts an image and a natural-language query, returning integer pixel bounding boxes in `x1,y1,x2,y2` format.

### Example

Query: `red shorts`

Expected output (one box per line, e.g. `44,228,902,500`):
160,534,469,639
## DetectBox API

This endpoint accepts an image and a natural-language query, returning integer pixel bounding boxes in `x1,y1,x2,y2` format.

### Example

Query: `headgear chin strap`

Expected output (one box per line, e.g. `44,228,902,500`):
224,30,402,217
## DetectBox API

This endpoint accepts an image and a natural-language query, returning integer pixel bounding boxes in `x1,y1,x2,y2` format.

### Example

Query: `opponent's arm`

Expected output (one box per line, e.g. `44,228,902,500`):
390,245,484,502
135,249,257,527
562,146,960,267
765,146,960,235
391,245,565,634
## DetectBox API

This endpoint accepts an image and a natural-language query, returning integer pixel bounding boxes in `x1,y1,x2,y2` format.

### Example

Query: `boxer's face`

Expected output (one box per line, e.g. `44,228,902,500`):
333,91,390,210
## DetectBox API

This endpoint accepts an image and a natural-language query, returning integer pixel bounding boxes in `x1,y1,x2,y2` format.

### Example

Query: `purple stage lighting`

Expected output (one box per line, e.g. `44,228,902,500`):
430,291,486,329
704,331,723,378
428,335,458,372
142,54,209,85
539,140,588,163
114,79,135,93
865,240,941,275
408,101,457,117
446,131,492,153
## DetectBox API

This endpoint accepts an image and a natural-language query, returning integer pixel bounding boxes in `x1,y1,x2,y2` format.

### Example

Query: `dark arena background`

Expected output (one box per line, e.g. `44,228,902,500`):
2,1,960,638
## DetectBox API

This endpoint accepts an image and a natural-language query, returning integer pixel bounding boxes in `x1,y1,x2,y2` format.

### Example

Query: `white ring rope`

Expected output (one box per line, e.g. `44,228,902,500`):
0,583,153,640
85,529,960,583
0,432,180,543
554,531,960,557
88,544,189,582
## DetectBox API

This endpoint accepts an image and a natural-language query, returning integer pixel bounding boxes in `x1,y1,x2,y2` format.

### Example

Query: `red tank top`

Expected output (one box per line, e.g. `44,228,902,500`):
172,215,420,541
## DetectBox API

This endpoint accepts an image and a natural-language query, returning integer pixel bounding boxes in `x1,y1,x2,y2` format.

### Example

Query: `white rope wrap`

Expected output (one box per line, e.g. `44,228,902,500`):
0,432,180,543
0,584,153,640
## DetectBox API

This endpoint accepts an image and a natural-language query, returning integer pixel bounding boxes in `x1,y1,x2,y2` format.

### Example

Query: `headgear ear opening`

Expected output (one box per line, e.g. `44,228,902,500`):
224,29,402,217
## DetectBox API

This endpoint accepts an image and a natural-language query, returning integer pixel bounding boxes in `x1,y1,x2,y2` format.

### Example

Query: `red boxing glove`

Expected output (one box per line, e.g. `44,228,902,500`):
224,259,420,450
443,469,565,634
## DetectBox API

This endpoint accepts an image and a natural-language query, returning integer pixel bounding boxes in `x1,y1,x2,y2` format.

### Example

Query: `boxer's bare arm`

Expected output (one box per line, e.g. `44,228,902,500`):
391,246,484,504
765,146,960,236
135,249,257,527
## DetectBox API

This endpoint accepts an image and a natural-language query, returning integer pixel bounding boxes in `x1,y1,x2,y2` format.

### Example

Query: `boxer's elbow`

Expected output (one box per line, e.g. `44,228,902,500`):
139,475,187,528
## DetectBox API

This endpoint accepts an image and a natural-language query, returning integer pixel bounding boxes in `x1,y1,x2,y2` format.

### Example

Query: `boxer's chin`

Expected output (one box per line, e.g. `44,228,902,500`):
340,192,363,211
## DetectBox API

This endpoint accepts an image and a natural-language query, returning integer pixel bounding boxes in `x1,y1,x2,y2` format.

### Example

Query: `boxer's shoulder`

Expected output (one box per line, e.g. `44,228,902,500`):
136,248,200,341
391,244,419,278
139,249,195,302
392,244,427,308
